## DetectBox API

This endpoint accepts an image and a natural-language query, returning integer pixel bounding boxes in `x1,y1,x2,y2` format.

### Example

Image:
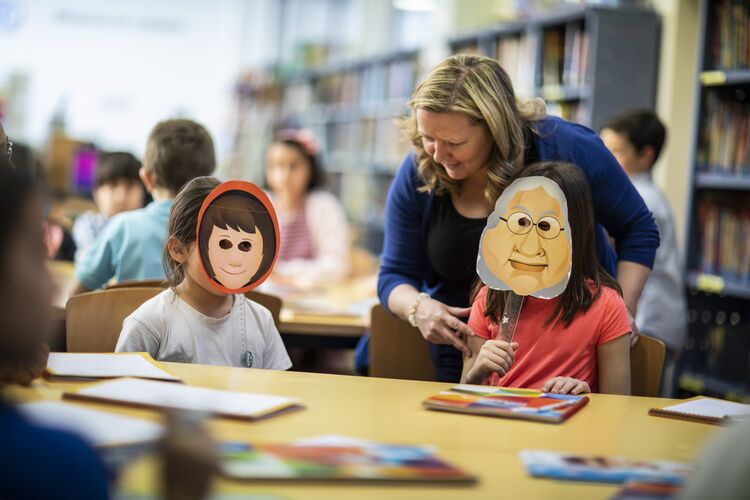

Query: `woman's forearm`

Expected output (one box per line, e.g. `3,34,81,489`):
616,260,651,314
386,283,421,320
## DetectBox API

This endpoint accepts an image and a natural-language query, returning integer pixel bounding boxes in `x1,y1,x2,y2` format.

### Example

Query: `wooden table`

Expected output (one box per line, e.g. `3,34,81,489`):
9,364,720,499
265,276,376,345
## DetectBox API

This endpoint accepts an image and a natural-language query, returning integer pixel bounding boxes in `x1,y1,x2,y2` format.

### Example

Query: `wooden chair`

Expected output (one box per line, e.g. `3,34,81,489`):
631,334,666,397
102,279,283,327
66,287,162,352
369,304,435,381
106,279,168,289
245,290,282,326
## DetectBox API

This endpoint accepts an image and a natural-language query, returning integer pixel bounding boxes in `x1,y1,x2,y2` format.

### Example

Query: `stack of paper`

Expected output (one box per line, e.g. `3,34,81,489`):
19,400,163,447
45,352,180,382
649,397,750,425
64,378,303,421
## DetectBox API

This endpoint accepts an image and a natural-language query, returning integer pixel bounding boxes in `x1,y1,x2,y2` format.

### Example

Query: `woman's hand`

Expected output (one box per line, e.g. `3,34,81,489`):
542,377,590,395
465,340,518,384
413,297,475,357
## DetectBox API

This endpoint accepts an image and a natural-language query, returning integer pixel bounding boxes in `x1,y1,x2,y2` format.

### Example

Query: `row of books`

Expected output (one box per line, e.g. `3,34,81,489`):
496,34,536,97
280,58,417,114
698,198,750,282
541,23,589,89
697,91,750,175
323,117,410,172
546,101,589,125
708,0,750,71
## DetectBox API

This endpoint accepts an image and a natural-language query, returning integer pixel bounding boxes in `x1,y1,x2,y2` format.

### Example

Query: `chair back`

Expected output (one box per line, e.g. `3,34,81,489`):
104,281,282,326
245,290,282,326
66,287,162,352
631,334,666,397
106,279,167,289
369,304,435,381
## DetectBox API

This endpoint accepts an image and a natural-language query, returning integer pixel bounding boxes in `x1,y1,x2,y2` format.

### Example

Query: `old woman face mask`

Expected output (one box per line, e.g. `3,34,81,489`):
197,181,280,294
477,176,572,298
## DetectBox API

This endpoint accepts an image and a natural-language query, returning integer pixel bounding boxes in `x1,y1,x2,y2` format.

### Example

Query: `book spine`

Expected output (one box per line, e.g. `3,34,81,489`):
699,91,750,175
711,0,750,70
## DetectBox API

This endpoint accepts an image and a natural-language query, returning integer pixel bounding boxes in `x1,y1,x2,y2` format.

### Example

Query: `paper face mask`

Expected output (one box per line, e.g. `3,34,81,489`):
477,176,572,298
197,181,279,294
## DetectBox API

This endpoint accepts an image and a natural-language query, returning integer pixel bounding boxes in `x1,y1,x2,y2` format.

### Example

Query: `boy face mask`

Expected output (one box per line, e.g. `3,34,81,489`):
477,176,572,298
197,181,279,294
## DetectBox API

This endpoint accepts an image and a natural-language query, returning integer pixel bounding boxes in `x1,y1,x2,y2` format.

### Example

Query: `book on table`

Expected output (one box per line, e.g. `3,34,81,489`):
649,396,750,425
19,400,164,448
63,377,303,421
519,450,693,485
422,384,589,423
45,352,180,382
219,435,476,484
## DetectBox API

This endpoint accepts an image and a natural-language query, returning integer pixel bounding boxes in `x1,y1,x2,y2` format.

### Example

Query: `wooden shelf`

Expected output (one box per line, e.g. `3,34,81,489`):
687,271,750,300
700,69,750,87
537,85,590,102
679,371,750,403
694,171,750,190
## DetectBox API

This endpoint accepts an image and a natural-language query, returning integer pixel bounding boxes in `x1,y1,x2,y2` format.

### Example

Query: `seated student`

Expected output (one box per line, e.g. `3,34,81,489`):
72,152,145,264
462,162,631,395
5,137,77,262
265,129,350,285
73,119,215,292
600,110,687,396
0,156,218,500
116,177,292,370
0,155,109,499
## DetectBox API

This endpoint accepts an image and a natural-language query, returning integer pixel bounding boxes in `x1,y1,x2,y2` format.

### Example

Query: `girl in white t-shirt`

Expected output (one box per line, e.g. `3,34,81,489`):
116,176,291,370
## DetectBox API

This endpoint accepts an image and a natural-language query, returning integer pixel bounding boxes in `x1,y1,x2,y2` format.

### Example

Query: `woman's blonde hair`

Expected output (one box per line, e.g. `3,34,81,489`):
401,54,546,202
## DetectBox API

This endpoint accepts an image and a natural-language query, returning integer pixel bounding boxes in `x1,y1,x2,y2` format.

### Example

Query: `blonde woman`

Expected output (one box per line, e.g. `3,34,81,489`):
377,54,659,382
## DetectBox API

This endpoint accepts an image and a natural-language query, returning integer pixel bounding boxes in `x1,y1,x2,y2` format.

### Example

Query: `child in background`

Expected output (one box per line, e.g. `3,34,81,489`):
462,162,631,395
73,119,215,292
600,109,687,396
116,177,292,370
265,129,350,285
72,152,145,264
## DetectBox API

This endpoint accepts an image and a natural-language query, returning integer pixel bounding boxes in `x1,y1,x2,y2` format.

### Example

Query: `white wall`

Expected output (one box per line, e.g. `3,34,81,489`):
0,0,274,165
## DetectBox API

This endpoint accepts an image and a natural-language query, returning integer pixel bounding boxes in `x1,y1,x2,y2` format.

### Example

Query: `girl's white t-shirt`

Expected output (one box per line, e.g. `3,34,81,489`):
115,288,291,370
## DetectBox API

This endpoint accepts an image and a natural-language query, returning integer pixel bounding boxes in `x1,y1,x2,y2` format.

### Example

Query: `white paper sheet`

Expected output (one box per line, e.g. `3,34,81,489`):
19,400,163,447
73,378,300,418
451,384,502,394
47,353,179,381
660,397,750,419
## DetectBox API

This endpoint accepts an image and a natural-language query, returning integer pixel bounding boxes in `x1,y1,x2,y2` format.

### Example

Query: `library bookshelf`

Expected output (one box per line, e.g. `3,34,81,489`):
449,5,660,131
681,0,750,402
231,50,418,253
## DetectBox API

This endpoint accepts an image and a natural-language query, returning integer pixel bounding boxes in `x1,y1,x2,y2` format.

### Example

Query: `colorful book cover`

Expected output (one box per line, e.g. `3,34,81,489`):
609,480,682,500
422,385,589,424
520,450,693,485
219,442,476,484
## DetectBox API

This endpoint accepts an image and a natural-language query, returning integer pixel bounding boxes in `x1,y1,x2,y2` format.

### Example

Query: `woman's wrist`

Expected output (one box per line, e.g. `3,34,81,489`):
407,292,429,327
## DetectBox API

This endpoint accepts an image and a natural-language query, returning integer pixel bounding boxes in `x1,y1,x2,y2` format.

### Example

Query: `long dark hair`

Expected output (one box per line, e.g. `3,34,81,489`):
473,161,621,327
0,156,36,274
163,176,221,287
266,130,325,192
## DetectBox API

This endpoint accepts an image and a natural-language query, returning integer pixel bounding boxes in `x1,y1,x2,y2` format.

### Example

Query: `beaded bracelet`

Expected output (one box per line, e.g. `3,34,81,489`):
407,292,429,327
